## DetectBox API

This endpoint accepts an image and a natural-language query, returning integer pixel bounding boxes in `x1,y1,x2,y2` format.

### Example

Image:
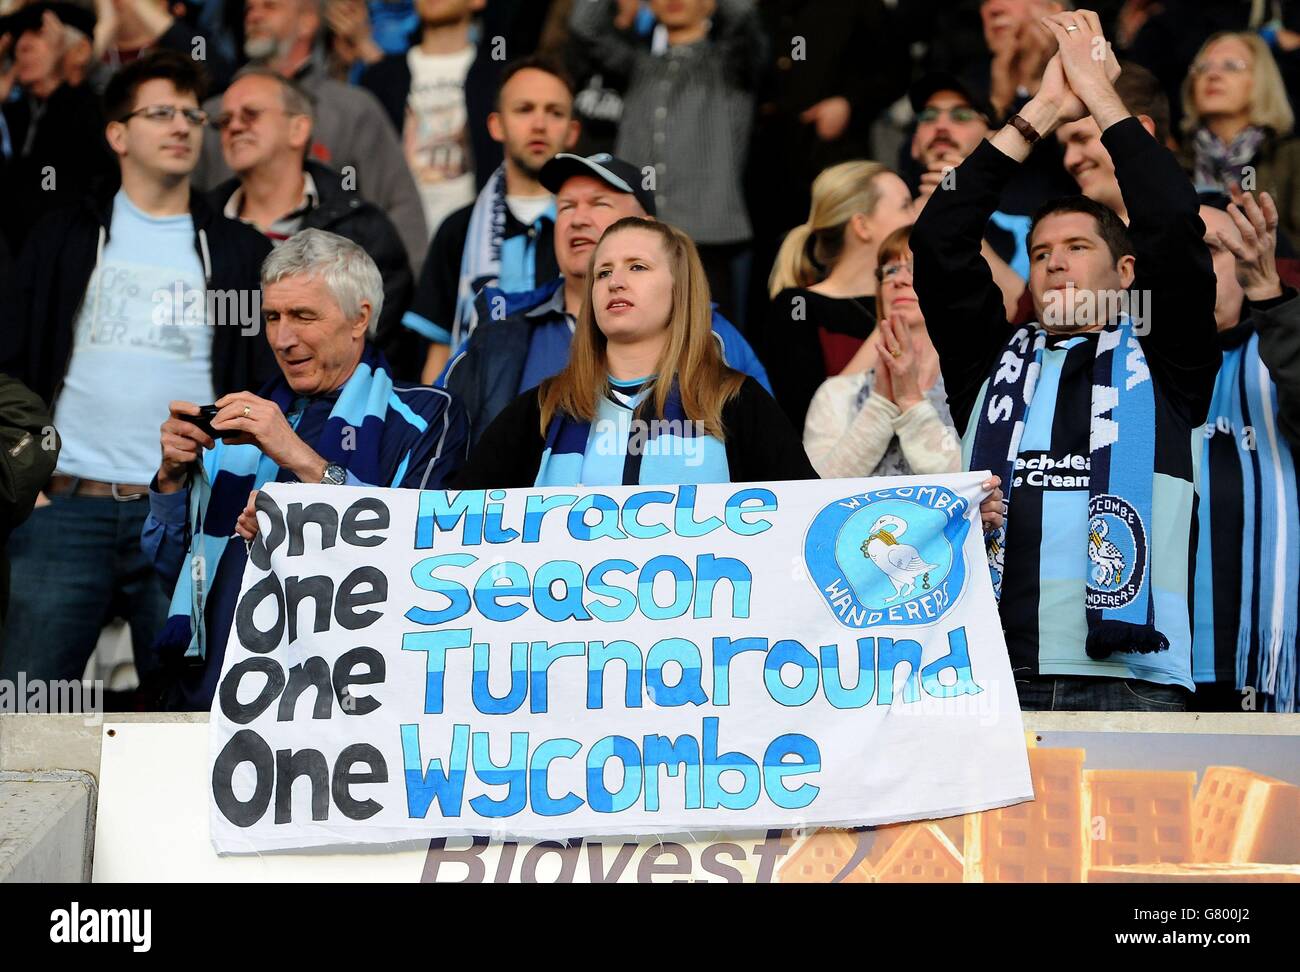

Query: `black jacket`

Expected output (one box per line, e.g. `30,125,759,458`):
1252,289,1300,451
451,377,818,489
0,375,57,630
0,182,277,408
0,83,115,254
209,160,414,367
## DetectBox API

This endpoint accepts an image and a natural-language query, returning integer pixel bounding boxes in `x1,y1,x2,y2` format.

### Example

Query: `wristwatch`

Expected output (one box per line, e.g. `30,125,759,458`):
1007,113,1041,145
320,463,346,486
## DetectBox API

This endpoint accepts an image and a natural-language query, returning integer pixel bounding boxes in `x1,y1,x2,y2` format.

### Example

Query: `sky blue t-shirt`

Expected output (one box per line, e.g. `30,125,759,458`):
53,190,215,484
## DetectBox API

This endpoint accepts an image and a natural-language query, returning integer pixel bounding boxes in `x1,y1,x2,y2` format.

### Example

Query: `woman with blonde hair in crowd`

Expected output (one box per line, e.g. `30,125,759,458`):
758,160,915,431
1181,30,1300,237
452,217,818,488
804,225,964,480
455,215,1007,533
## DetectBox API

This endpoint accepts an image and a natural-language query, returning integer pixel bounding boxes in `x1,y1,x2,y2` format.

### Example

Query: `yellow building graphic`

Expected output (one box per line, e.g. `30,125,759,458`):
779,746,1300,883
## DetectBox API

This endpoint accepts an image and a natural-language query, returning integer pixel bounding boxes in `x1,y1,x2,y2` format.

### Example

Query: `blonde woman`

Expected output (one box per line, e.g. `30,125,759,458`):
1181,31,1300,236
456,217,1007,536
452,217,818,488
804,226,960,479
758,160,916,430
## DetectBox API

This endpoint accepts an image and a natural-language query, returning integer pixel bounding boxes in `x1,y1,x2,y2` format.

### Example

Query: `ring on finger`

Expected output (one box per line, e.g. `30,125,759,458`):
242,405,251,417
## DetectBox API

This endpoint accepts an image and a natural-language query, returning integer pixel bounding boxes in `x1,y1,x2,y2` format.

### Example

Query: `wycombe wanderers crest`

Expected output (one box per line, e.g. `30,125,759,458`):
804,484,972,629
1085,493,1147,608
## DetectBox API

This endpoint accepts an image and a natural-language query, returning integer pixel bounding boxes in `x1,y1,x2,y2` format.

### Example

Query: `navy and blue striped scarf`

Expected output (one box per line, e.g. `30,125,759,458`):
1193,325,1299,710
155,345,404,664
535,377,730,486
971,317,1166,659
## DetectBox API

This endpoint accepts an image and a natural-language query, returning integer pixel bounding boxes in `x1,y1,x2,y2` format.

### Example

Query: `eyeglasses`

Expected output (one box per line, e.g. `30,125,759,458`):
877,260,914,282
119,104,209,127
212,105,298,131
917,106,983,124
1191,58,1250,76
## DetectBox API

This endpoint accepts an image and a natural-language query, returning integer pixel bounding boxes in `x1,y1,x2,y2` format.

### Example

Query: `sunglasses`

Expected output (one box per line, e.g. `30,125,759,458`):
119,104,209,126
918,106,983,124
212,105,298,131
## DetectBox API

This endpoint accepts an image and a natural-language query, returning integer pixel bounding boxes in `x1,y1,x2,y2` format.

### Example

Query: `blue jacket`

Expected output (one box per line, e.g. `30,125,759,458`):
439,277,771,444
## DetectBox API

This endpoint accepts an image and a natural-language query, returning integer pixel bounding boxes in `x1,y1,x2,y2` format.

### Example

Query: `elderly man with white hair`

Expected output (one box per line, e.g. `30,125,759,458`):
142,228,468,709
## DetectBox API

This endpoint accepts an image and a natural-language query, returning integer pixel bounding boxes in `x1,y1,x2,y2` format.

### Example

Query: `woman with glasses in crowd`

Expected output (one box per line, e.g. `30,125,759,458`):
1181,31,1300,239
758,160,916,432
803,225,971,482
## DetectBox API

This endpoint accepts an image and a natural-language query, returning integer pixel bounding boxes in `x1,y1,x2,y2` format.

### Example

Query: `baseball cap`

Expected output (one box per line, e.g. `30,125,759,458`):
908,72,997,126
0,2,97,42
539,153,657,217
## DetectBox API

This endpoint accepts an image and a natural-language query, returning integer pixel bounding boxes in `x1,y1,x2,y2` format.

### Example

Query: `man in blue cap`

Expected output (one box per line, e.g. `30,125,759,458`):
439,151,770,444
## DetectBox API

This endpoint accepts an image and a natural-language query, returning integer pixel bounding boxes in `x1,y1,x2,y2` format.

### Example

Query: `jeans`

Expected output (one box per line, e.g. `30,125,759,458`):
1014,671,1190,712
0,493,168,683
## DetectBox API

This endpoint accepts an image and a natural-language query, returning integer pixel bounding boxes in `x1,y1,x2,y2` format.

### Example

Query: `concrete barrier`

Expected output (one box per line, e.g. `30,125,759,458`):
0,770,97,882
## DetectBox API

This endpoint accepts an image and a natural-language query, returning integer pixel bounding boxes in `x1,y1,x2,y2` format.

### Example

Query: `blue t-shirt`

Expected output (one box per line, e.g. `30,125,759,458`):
53,190,215,484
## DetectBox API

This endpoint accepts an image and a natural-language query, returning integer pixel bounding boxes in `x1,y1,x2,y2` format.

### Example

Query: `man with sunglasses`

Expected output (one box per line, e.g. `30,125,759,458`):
190,0,427,277
909,71,1070,287
0,52,274,695
208,66,412,360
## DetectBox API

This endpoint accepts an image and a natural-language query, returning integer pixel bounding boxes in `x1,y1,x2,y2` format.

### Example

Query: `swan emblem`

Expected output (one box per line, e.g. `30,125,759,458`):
859,514,940,604
1088,516,1125,587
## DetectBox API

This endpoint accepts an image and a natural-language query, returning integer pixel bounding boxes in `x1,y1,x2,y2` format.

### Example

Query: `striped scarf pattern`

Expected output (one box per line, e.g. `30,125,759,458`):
452,165,554,349
1193,332,1299,710
970,317,1166,659
155,345,404,663
534,378,730,487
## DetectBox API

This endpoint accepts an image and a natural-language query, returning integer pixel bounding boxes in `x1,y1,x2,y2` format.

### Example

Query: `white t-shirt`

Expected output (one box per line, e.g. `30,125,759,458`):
405,44,477,239
53,190,215,484
506,193,554,227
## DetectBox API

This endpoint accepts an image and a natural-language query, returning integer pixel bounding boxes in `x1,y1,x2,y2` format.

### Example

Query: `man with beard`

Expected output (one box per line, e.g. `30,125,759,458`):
190,0,428,274
910,70,1069,288
400,55,580,382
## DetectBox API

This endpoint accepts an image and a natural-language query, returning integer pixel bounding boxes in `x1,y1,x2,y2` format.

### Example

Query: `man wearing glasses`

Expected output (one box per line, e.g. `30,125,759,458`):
907,71,1053,311
0,51,275,695
207,66,412,362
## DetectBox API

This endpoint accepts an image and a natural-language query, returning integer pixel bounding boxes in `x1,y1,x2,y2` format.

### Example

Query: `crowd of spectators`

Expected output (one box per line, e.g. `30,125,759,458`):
0,0,1297,716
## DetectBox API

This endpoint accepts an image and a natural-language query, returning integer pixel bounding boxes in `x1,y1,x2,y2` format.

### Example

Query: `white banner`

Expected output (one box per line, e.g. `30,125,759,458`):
209,473,1032,853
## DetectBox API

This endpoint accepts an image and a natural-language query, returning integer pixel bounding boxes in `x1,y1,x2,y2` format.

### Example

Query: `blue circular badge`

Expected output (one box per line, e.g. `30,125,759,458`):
804,485,972,629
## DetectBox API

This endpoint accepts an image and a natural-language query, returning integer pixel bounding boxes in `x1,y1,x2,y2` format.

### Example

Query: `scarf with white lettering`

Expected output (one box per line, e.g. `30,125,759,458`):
453,165,554,349
970,316,1164,658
